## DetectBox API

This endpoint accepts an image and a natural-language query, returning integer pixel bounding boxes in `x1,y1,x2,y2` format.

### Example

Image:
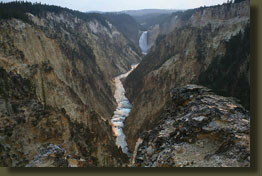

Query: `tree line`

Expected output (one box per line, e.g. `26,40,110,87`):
0,1,110,29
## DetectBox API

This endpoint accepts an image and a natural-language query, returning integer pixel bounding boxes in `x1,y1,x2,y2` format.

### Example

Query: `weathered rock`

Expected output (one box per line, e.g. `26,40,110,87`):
130,85,250,167
26,144,90,167
146,146,155,155
0,68,126,167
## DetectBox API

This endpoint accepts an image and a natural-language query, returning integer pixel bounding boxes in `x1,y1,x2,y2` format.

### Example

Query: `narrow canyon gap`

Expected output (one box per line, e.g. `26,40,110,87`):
111,31,148,156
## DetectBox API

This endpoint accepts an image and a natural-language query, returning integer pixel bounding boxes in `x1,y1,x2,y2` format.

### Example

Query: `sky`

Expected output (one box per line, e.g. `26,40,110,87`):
1,0,229,12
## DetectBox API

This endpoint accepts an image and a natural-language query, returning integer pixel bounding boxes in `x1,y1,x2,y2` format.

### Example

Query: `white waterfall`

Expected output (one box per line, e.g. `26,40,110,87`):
139,31,149,55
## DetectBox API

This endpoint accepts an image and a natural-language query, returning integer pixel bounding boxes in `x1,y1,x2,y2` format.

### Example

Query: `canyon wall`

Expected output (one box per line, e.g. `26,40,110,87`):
147,0,250,49
103,13,142,52
0,7,140,166
124,0,250,152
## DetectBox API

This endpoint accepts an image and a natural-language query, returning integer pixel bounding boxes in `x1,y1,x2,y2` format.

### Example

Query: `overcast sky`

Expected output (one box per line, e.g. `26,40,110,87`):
1,0,229,12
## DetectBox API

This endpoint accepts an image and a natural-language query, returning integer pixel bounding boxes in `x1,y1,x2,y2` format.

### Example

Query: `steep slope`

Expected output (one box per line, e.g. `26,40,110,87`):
133,13,170,29
0,68,126,167
124,0,250,151
131,12,176,29
0,2,140,167
147,0,250,48
103,13,142,52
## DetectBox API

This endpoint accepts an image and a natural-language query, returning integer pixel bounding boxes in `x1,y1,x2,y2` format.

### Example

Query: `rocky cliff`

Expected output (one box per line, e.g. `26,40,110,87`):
103,13,142,52
147,0,250,48
130,85,250,167
0,3,140,167
124,0,250,152
0,68,127,167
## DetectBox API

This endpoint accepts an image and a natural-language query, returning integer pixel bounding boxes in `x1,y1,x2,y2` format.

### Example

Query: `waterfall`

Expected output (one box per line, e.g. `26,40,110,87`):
139,31,149,55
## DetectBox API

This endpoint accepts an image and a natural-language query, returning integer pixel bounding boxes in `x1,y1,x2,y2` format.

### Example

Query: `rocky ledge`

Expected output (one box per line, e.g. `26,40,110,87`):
26,144,88,167
130,85,250,167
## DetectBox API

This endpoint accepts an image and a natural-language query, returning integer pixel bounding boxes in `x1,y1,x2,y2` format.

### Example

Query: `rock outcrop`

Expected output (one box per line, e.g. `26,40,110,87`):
131,85,250,167
26,144,89,167
124,0,250,152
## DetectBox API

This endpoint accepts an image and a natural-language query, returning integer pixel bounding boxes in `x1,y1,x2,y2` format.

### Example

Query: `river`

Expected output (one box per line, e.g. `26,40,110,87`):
111,64,138,157
111,31,148,157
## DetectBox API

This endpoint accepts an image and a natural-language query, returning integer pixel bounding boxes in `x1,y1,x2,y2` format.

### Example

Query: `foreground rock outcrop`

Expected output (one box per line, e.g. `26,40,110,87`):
131,85,250,167
26,144,88,167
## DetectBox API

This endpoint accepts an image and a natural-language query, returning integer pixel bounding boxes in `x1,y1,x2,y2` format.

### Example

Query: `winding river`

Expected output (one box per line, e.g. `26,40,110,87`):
111,31,148,156
111,64,138,157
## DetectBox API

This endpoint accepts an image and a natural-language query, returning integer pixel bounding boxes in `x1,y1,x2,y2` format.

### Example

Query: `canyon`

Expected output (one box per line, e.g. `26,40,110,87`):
0,0,250,167
0,3,141,166
124,0,250,154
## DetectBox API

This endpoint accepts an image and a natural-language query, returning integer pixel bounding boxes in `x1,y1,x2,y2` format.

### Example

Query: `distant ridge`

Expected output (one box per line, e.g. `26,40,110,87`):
86,9,180,16
119,9,180,16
